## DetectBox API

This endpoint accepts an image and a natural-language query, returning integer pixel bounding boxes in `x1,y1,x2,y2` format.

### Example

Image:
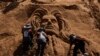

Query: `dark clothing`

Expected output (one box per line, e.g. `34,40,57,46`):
22,27,33,51
23,39,30,51
28,30,33,47
22,29,33,44
36,40,46,56
36,29,48,56
73,40,85,56
69,35,86,56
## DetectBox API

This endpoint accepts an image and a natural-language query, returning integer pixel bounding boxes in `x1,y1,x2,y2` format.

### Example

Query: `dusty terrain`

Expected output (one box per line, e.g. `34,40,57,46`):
0,0,100,56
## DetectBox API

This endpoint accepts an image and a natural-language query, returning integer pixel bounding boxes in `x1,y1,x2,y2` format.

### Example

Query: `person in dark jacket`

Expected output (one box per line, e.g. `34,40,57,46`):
68,34,89,56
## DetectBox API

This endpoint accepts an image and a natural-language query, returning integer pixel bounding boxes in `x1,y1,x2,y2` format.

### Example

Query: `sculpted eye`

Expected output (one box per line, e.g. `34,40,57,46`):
42,19,48,23
51,19,57,23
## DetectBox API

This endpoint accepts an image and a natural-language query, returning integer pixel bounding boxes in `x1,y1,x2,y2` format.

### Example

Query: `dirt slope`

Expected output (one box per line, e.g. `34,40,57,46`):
0,0,100,56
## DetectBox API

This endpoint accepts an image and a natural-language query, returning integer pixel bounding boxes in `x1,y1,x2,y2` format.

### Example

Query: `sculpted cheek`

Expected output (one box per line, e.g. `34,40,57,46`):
53,23,59,30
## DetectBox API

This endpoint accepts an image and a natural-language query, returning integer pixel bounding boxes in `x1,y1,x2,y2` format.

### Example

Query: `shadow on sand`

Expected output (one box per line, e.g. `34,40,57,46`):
2,2,19,14
13,43,30,56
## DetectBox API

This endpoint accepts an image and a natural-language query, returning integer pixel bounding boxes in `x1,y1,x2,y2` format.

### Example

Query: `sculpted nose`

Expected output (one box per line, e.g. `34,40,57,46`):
47,20,52,25
48,21,51,25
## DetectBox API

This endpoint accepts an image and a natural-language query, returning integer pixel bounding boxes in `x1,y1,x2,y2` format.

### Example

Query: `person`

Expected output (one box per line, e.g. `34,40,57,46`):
68,34,89,56
28,28,33,47
36,27,49,56
22,23,33,51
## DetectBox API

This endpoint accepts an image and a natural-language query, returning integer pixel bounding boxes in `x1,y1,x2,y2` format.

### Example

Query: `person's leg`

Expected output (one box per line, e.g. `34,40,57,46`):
28,40,31,50
79,42,85,54
73,45,79,56
26,40,30,50
23,41,26,51
23,40,28,51
40,42,46,56
29,39,33,49
79,43,89,56
36,43,41,56
30,39,33,47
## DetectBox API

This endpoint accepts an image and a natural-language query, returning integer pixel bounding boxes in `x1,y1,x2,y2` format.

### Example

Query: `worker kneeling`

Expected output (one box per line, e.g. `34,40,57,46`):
36,27,49,56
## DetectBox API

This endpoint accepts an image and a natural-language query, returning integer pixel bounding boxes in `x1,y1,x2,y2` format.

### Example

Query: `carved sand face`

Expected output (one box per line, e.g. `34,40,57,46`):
42,15,59,35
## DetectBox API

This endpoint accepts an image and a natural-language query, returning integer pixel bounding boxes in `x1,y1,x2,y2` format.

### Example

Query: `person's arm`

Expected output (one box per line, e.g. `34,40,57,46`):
82,38,90,45
43,32,49,44
29,30,33,39
76,36,90,45
43,32,48,37
67,43,73,56
36,32,40,43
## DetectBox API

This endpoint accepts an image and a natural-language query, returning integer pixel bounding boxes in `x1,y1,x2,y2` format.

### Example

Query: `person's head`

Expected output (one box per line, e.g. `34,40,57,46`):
68,34,76,42
24,23,32,29
38,27,45,32
26,23,31,26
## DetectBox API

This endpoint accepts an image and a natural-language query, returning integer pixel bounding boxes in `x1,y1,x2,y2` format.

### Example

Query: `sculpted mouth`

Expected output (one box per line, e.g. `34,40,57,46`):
45,29,59,37
46,26,53,29
45,29,54,32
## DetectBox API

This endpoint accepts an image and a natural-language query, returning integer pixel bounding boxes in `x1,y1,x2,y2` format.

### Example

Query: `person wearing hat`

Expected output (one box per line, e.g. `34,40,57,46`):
22,23,33,51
